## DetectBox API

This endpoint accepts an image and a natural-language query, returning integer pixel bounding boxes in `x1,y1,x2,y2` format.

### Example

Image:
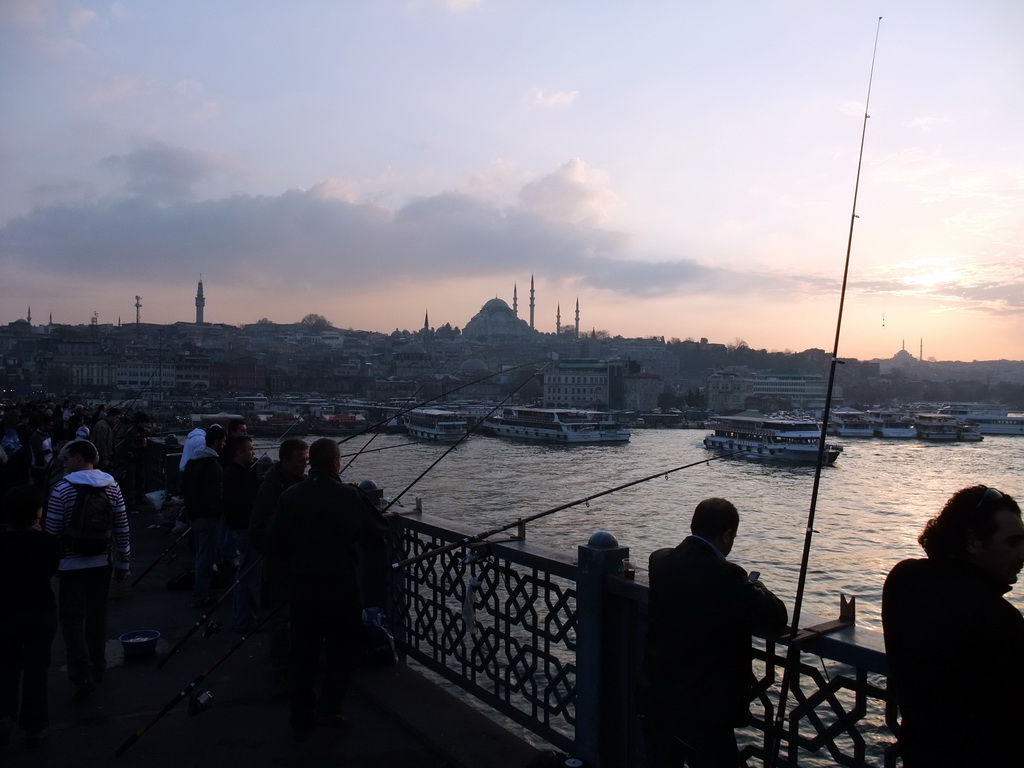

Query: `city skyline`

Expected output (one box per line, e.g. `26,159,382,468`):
2,1,1022,363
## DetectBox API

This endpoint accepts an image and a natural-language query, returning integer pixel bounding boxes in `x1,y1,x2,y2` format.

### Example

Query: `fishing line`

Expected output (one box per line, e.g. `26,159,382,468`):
378,364,550,516
767,18,883,767
391,452,739,569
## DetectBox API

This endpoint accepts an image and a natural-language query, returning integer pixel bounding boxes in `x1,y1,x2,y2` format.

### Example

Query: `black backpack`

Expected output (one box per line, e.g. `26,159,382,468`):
64,483,114,556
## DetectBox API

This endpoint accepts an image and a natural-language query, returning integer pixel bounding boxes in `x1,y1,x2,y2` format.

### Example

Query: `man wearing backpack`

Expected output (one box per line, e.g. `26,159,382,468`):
44,440,130,704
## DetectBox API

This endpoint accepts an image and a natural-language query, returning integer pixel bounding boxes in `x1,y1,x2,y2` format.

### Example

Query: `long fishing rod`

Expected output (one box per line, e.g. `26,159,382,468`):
336,359,546,446
340,359,448,474
379,365,549,516
767,18,883,767
341,440,419,458
390,451,739,569
115,598,288,758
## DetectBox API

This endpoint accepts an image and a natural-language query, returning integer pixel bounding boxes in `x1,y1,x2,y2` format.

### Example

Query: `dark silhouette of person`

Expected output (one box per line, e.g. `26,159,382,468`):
883,485,1024,768
639,497,787,767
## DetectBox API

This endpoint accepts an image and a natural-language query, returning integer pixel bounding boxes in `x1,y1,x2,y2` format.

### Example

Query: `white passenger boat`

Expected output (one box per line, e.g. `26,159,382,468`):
485,407,630,444
402,409,468,442
937,404,1024,436
703,412,843,465
956,422,984,442
829,409,874,438
866,410,916,438
913,413,960,441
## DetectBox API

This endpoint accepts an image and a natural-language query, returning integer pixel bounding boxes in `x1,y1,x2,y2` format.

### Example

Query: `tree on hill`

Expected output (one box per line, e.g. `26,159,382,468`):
300,313,333,328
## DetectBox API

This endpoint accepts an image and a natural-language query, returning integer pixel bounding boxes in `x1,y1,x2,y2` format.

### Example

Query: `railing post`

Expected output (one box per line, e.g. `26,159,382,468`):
576,531,629,767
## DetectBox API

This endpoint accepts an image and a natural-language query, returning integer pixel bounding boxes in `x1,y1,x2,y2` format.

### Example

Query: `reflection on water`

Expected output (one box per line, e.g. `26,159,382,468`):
257,430,1024,630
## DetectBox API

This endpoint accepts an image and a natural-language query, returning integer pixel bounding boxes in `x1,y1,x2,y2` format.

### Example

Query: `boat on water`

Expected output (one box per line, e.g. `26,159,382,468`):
402,408,468,442
957,422,984,442
865,410,916,439
936,404,1024,436
829,409,874,438
703,412,843,465
484,407,631,444
913,412,960,442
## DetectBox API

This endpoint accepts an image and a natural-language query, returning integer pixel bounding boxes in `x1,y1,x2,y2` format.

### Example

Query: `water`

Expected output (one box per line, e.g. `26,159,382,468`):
257,430,1024,630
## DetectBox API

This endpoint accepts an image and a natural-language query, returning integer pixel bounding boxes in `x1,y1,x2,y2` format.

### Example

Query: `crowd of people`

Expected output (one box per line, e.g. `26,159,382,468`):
0,400,390,751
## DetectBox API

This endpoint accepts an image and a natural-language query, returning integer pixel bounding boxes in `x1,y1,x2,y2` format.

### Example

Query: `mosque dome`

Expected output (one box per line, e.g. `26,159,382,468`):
459,358,489,376
464,296,532,341
481,298,514,315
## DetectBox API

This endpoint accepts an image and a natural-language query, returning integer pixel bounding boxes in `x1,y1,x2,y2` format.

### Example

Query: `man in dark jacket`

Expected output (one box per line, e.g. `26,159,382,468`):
249,438,308,677
883,485,1024,768
639,497,788,768
267,438,386,741
222,435,260,632
182,425,226,609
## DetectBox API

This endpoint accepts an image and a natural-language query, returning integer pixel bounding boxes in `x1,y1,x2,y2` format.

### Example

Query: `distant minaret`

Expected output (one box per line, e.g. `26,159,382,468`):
423,310,430,330
529,274,535,331
556,304,561,335
920,338,923,362
26,306,31,325
513,283,518,317
135,295,142,329
49,312,52,325
195,277,206,324
574,297,580,339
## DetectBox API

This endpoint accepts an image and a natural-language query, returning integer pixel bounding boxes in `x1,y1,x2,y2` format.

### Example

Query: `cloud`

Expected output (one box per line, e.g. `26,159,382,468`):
90,75,146,107
906,116,949,133
69,8,96,28
100,140,229,203
530,89,580,108
519,159,618,226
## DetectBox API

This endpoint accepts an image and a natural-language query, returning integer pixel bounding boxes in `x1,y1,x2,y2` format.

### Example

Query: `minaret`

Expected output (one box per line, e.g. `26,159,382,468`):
513,284,518,317
195,277,206,324
135,295,142,329
26,306,31,325
529,274,535,331
920,338,923,362
423,310,430,330
556,304,561,335
574,297,580,339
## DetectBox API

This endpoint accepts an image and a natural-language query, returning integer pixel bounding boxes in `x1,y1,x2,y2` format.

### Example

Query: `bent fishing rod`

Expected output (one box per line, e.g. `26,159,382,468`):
378,364,549,517
767,18,883,767
131,523,192,588
115,598,288,758
390,451,739,569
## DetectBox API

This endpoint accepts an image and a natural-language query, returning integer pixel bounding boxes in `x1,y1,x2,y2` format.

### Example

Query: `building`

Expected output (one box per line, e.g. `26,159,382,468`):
542,359,626,409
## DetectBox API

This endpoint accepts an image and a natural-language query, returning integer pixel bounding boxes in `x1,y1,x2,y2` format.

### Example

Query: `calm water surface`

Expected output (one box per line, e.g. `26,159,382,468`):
261,429,1024,631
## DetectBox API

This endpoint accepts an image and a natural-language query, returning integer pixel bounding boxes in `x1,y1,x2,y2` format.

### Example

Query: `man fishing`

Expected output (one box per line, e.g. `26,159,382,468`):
638,497,787,767
883,485,1024,768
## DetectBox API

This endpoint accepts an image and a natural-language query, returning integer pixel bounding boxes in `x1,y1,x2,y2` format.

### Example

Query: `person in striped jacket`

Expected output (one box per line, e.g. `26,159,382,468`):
44,440,130,704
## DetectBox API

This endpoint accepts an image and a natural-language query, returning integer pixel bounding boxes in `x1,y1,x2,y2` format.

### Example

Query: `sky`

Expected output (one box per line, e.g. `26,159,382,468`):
1,1,1022,363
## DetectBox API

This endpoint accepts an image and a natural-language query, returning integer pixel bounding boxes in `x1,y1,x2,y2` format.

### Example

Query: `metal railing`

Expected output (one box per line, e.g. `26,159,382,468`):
385,508,902,768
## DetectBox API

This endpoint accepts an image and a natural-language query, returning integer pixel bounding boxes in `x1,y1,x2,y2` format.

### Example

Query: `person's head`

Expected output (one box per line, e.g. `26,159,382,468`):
205,424,227,452
308,438,341,474
64,439,98,471
919,485,1024,584
107,407,122,424
227,419,247,438
133,411,150,428
690,497,740,556
1,484,44,530
227,435,254,467
278,438,309,481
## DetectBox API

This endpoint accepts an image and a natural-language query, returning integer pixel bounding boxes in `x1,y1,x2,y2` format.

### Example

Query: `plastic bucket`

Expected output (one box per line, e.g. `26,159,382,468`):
119,629,161,657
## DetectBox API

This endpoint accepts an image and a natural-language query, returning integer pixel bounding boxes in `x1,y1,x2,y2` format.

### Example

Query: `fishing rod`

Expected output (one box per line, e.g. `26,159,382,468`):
390,451,739,569
379,365,549,517
336,359,546,447
156,555,264,669
114,598,288,758
767,18,883,767
339,359,448,474
341,440,419,458
131,524,192,588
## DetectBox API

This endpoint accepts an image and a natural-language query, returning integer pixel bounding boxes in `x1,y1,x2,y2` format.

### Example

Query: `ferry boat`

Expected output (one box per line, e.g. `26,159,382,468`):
703,412,843,465
402,408,468,442
913,413,960,441
829,409,874,438
957,422,984,442
484,407,630,444
866,410,916,439
936,404,1024,436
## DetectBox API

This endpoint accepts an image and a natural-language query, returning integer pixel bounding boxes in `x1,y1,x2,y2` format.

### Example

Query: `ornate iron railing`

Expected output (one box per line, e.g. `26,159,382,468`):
386,510,901,768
